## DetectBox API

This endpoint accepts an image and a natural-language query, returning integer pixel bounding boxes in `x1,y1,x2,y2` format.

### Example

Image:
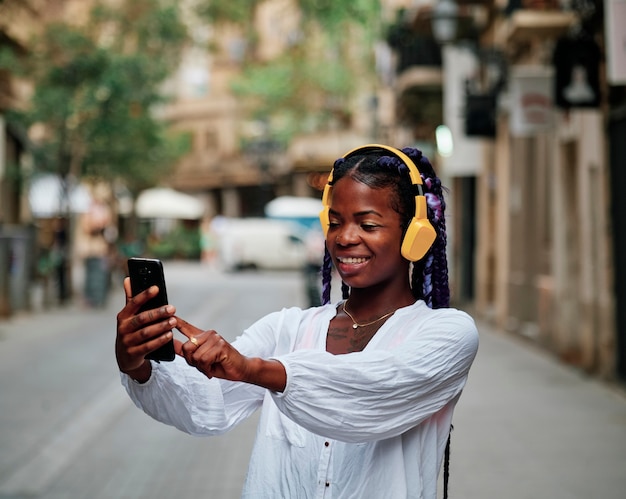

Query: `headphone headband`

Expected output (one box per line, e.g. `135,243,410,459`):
342,144,424,189
319,143,437,261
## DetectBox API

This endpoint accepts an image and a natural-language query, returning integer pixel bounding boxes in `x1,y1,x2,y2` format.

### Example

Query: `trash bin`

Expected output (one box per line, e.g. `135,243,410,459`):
84,256,109,308
0,225,36,316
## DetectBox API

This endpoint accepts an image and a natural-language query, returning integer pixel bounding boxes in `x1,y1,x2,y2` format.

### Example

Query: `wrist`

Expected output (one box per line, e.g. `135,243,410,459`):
246,358,286,393
121,359,152,384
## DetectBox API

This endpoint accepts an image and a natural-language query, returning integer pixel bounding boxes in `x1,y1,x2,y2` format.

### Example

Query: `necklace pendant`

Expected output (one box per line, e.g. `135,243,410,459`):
352,323,358,329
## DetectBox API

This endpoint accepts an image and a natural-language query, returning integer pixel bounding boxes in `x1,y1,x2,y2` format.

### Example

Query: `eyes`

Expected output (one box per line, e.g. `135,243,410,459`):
328,220,381,232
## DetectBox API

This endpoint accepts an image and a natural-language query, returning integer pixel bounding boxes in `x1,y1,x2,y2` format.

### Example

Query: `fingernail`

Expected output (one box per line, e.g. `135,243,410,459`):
168,318,176,326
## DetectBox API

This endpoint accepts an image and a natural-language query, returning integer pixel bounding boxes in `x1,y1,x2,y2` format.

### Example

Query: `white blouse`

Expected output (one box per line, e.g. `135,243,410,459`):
122,301,479,499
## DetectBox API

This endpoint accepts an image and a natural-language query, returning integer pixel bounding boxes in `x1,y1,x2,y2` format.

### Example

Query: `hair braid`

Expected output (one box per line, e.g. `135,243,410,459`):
341,281,350,300
401,148,450,309
321,246,333,305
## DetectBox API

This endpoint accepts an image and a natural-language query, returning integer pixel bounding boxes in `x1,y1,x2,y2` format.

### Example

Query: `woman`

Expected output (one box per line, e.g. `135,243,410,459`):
116,144,479,498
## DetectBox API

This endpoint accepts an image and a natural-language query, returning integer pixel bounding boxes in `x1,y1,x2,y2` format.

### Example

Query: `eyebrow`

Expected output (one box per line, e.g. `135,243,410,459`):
328,208,384,218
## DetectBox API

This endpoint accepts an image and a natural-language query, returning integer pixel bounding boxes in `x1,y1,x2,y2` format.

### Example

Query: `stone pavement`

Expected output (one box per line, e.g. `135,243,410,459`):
1,283,625,498
448,318,626,499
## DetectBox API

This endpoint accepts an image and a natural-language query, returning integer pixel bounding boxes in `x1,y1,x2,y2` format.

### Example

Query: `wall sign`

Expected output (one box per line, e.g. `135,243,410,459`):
510,66,554,137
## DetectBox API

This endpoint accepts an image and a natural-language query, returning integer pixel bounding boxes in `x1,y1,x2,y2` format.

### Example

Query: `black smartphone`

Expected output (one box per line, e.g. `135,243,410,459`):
127,257,175,362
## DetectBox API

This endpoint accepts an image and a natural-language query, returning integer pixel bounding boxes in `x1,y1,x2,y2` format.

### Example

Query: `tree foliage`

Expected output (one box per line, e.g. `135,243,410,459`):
196,0,382,138
4,0,189,194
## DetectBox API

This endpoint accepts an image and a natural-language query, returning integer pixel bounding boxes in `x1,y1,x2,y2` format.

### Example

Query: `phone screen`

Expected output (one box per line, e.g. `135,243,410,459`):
127,257,175,361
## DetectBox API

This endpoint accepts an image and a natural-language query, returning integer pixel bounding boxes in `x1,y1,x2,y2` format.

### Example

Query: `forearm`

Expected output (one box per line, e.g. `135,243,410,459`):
245,358,286,392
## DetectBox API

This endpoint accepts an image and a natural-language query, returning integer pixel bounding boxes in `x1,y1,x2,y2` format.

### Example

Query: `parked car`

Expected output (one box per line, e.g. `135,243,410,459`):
216,218,308,271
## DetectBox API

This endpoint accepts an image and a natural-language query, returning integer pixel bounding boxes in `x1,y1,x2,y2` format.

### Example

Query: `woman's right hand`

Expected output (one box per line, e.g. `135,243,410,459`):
115,277,177,380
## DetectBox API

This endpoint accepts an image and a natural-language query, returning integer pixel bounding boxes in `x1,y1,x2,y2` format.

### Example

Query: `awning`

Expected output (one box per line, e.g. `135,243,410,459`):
264,196,322,218
135,187,205,220
28,174,92,217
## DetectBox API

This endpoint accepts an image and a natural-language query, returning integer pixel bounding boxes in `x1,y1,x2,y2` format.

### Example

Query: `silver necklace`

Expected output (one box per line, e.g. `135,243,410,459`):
342,302,396,329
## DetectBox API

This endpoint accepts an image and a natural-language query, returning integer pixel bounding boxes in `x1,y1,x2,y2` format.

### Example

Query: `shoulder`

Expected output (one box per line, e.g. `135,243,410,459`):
250,303,337,329
401,301,475,325
401,302,479,349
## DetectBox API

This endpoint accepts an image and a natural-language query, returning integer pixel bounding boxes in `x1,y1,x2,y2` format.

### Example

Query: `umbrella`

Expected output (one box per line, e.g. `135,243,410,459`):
135,187,205,219
264,196,322,218
28,174,92,217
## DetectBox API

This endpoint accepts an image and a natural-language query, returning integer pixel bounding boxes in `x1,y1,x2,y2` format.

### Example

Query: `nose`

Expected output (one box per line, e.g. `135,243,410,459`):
335,224,359,246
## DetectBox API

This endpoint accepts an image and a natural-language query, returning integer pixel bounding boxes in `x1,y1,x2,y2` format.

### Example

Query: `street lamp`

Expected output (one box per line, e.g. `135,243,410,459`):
431,0,459,44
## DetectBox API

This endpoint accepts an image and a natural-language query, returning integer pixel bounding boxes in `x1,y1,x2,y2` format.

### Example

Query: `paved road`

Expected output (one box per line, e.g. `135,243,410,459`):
0,262,625,498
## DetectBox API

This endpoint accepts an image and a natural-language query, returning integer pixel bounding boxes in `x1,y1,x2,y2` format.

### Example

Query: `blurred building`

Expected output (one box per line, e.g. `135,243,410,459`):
160,0,382,218
389,0,623,381
0,0,99,315
0,1,63,315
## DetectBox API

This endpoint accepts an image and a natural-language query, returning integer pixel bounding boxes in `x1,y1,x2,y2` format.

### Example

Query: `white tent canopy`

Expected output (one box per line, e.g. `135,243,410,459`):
135,187,205,220
28,174,92,217
264,196,322,218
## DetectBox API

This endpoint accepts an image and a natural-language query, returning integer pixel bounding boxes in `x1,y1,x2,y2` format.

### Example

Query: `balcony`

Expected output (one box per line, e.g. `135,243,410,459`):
498,9,577,45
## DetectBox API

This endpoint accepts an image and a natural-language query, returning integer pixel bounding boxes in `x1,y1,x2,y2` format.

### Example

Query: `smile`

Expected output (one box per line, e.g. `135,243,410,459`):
338,257,369,264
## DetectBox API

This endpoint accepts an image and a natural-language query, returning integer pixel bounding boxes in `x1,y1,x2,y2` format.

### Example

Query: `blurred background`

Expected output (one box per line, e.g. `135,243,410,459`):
0,0,625,387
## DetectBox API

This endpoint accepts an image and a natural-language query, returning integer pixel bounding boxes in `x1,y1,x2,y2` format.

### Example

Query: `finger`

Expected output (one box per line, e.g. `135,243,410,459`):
190,333,227,371
127,285,159,312
123,277,132,303
174,316,204,339
119,305,175,339
173,338,186,356
123,316,175,347
179,337,200,367
126,330,173,359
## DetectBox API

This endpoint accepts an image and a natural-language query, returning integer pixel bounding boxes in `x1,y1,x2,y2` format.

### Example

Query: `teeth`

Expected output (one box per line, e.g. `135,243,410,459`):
339,257,368,264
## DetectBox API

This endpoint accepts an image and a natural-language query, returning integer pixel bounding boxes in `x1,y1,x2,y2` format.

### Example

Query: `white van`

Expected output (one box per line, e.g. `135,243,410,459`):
215,218,308,271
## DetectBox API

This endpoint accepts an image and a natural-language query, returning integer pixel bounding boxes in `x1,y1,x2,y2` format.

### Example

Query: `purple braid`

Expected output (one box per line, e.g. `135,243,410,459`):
407,150,450,309
341,281,350,300
321,245,350,305
321,245,333,305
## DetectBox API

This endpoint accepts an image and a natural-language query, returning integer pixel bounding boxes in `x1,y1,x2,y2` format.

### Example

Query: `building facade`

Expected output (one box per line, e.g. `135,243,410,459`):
394,0,622,380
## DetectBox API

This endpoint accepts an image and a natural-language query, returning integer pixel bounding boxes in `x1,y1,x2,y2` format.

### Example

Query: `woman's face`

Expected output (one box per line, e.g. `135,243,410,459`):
326,175,410,291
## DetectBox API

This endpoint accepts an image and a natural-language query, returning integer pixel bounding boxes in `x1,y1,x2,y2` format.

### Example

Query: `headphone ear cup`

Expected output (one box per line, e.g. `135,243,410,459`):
319,206,330,237
320,183,332,237
401,218,437,261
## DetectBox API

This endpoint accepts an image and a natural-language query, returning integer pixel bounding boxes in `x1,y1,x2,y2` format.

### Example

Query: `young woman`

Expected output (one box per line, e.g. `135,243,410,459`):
116,144,479,498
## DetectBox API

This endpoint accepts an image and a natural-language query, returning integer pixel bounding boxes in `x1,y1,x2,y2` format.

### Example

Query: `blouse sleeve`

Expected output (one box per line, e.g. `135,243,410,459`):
270,309,479,443
120,310,288,436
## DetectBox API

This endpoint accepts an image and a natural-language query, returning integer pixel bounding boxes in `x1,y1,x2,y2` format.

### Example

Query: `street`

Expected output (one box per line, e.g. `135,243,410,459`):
1,261,625,498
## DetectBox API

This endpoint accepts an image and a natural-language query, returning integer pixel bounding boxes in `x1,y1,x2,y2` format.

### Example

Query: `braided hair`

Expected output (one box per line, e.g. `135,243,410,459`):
320,146,450,309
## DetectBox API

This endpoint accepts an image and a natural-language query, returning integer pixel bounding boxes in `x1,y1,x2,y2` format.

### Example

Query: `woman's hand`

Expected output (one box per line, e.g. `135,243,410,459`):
116,277,177,381
176,317,287,392
175,317,249,381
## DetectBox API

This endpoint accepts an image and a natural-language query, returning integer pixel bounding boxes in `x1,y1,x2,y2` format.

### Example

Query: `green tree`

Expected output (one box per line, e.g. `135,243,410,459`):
3,0,189,198
196,0,382,142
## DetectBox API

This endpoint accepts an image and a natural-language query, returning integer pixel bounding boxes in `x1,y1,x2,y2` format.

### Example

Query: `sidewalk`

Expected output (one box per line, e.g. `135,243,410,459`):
450,318,626,499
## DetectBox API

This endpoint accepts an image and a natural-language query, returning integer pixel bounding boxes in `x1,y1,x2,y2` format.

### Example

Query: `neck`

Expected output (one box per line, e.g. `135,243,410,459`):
345,286,415,317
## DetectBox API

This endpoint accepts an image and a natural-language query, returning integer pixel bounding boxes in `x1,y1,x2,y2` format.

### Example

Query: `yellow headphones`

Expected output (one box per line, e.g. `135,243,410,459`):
319,144,437,262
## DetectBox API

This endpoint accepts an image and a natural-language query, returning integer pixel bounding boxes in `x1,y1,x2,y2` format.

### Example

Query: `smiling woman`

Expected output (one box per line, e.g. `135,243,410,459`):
115,144,478,499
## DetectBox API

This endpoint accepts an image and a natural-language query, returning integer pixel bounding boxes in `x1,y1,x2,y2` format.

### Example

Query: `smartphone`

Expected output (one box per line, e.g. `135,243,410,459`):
127,257,175,362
